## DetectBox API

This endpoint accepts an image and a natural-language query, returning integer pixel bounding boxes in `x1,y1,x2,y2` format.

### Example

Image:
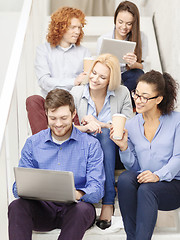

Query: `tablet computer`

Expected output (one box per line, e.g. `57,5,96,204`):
14,167,77,203
99,38,136,63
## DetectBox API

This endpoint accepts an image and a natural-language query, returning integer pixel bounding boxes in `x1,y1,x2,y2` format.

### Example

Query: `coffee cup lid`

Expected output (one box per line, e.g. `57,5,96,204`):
112,113,127,118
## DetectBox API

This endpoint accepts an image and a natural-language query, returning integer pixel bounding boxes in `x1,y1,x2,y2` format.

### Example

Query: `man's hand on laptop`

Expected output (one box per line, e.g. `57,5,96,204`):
76,190,85,200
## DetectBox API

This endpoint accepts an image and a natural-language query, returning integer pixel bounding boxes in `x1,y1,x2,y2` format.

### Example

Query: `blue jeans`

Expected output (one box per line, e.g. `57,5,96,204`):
95,128,119,205
122,69,144,92
117,171,180,240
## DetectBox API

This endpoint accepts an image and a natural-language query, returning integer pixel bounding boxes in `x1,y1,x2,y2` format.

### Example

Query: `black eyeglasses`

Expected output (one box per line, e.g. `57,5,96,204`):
131,90,159,104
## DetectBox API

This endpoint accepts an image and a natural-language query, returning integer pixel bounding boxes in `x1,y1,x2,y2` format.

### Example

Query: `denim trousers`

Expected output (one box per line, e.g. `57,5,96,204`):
122,69,144,107
96,128,119,205
8,198,95,240
122,69,144,92
117,171,180,240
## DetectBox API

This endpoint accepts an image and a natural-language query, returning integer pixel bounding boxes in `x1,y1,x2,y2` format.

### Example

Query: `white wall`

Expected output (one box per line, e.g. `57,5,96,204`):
140,0,180,75
0,13,19,96
0,0,23,11
0,0,22,95
139,0,180,110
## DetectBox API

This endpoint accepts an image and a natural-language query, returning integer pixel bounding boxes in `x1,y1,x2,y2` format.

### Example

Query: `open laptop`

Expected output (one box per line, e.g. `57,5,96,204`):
99,38,136,63
14,167,77,203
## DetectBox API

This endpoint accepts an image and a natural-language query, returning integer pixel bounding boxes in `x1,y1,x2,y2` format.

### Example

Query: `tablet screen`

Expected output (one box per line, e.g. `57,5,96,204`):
99,38,136,63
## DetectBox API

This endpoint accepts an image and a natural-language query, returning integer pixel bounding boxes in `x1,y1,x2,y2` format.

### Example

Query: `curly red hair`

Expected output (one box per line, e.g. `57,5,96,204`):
46,7,86,47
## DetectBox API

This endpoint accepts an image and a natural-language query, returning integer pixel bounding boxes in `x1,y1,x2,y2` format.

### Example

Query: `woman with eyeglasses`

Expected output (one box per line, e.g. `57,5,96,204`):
110,70,180,239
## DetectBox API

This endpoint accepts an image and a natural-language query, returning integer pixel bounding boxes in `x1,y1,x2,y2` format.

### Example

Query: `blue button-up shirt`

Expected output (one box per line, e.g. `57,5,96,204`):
120,111,180,181
83,84,115,123
35,42,91,97
13,127,105,203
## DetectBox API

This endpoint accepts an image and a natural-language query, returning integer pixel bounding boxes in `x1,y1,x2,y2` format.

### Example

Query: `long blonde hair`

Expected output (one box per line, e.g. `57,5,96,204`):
83,54,121,91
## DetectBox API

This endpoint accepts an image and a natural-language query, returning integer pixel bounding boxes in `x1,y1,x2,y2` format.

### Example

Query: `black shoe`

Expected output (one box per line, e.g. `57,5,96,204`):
96,219,111,230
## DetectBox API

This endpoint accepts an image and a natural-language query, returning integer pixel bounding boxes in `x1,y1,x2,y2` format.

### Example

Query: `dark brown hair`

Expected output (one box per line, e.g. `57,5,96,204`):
45,88,75,114
46,7,86,47
137,70,178,115
114,1,142,63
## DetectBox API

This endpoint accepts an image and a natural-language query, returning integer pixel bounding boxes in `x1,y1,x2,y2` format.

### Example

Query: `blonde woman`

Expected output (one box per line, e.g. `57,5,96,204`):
70,53,133,229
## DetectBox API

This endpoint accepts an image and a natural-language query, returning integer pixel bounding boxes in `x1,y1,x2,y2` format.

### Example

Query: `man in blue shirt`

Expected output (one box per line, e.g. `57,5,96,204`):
8,89,105,240
26,7,91,134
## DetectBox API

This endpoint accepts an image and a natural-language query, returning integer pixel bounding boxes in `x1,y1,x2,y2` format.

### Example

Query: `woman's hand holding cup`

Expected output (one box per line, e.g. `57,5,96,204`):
110,125,128,151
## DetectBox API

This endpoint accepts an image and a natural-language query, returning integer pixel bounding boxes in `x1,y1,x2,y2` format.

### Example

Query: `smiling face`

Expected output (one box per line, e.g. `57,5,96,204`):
134,82,163,114
60,18,82,48
115,10,134,40
47,105,76,141
89,62,110,92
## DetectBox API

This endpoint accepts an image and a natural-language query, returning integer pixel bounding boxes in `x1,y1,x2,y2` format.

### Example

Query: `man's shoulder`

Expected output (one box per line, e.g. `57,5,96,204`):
74,44,91,55
76,44,88,50
26,129,50,144
74,127,100,145
37,42,51,51
36,42,90,55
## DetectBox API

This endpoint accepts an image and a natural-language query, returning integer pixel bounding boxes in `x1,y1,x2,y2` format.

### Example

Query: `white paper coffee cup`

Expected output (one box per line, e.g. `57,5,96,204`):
112,113,127,140
83,57,95,72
